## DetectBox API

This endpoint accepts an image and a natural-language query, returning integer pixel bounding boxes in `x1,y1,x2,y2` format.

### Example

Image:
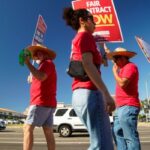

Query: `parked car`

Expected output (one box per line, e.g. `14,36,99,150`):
0,119,6,131
53,107,113,137
6,119,14,124
53,107,86,137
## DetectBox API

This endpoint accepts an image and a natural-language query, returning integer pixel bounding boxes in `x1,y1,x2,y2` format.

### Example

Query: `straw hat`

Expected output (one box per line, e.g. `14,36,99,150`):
27,44,56,60
107,47,136,60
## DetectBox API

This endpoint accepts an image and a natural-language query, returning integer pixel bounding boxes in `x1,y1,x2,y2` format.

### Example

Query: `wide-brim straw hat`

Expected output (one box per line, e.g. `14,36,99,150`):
107,47,137,60
27,44,56,60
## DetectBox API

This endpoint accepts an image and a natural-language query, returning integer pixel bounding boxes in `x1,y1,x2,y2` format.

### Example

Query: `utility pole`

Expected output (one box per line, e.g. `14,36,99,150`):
145,75,150,122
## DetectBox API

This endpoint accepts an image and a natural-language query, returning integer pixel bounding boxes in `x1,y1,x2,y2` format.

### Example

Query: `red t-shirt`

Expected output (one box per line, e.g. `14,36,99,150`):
115,62,140,108
71,31,102,90
30,59,57,107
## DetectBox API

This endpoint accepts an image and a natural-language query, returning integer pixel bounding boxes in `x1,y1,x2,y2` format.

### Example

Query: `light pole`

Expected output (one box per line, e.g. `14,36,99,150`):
145,74,150,122
145,79,149,102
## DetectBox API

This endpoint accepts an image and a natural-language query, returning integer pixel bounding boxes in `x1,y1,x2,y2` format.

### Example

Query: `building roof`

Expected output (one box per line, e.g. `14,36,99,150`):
0,108,25,117
0,108,18,113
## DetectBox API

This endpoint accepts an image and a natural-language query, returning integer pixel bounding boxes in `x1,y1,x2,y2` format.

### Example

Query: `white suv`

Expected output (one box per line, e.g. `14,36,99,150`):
53,107,87,137
53,107,113,137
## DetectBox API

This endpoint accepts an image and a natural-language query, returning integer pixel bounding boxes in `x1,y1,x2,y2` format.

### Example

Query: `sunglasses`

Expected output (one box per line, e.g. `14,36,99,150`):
87,16,95,24
113,56,122,61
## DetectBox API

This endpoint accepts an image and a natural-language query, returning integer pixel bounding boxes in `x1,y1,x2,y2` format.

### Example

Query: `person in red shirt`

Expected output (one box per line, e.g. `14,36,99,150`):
23,44,57,150
63,7,115,150
107,47,141,150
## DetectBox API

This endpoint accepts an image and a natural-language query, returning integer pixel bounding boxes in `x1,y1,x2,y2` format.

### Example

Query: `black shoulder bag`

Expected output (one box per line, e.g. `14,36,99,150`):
66,60,89,81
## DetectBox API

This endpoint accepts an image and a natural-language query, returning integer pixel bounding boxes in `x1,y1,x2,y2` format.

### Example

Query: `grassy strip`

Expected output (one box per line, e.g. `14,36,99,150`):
6,124,24,127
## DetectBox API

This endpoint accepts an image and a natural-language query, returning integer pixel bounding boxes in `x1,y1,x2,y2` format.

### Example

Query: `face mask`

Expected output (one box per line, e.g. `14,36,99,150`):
35,60,41,64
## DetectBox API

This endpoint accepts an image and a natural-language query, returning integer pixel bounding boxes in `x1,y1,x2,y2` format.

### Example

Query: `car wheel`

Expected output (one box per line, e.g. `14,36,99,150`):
59,125,72,137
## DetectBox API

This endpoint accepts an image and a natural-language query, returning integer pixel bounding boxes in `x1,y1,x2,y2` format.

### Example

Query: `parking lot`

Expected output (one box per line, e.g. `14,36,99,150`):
0,124,150,150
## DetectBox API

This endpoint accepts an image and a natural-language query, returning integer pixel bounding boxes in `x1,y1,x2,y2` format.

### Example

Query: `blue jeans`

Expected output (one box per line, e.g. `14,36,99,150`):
72,89,114,150
113,106,141,150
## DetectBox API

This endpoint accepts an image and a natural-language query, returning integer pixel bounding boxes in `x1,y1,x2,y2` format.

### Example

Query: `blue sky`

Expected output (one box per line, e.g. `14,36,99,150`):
0,0,150,113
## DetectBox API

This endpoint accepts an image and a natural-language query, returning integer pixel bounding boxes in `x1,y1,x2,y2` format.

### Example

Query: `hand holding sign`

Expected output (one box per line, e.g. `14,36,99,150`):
19,49,31,66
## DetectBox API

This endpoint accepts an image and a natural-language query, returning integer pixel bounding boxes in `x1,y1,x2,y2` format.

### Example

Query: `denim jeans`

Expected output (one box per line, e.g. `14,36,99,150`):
72,89,114,150
112,106,141,150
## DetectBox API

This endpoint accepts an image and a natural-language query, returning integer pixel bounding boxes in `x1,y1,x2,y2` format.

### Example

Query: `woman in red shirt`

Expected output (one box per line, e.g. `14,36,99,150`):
63,7,115,150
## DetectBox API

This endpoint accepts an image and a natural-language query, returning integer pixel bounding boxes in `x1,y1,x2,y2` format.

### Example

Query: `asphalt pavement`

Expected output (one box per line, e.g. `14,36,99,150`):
0,124,150,150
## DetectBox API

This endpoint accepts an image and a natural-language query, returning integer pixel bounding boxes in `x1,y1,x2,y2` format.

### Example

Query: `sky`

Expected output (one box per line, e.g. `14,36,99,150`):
0,0,150,113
